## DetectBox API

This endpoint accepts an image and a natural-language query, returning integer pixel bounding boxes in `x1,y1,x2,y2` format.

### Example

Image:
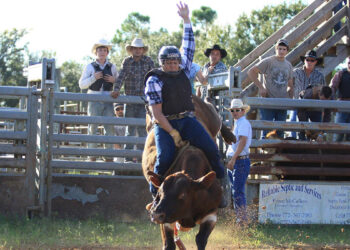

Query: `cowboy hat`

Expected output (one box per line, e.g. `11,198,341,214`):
91,39,112,54
114,103,124,111
204,44,227,59
300,50,323,66
125,38,148,54
225,99,250,113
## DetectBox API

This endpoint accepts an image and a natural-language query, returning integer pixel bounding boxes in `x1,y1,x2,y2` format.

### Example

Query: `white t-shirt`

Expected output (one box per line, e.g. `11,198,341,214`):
226,116,252,157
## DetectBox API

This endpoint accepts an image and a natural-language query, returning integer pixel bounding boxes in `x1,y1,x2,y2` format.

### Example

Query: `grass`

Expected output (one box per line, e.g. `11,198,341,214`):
0,212,349,249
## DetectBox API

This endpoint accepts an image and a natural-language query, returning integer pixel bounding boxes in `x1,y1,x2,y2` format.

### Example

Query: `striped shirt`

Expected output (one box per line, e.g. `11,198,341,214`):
114,55,154,96
145,23,195,105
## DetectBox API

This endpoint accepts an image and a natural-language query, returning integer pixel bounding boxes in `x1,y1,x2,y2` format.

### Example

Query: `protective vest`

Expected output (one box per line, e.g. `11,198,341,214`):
339,69,350,98
89,62,113,91
145,69,194,116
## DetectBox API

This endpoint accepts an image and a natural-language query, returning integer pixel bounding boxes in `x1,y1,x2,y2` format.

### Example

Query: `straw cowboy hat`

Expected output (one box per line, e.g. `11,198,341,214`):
91,39,112,54
204,44,227,59
300,50,323,66
125,38,149,54
225,99,250,113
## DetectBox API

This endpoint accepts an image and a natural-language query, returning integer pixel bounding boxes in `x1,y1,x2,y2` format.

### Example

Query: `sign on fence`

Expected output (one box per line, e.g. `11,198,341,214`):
259,182,350,224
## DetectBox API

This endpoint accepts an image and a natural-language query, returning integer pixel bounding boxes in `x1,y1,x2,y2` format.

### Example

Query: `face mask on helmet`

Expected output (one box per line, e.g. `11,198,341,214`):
158,46,181,66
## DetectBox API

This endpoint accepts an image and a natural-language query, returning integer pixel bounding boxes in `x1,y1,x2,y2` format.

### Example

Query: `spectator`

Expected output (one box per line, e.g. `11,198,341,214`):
111,38,154,163
79,39,117,162
333,0,346,32
301,86,333,141
113,103,126,163
330,56,350,142
294,50,326,140
197,44,228,98
248,38,293,139
225,99,252,224
189,62,206,94
144,2,227,207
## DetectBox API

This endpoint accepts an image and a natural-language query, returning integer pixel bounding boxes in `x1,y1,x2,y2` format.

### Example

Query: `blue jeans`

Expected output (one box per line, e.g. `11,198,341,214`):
334,112,350,142
155,116,224,175
297,109,322,140
227,158,250,221
260,108,287,139
87,100,115,151
124,104,147,161
150,116,224,195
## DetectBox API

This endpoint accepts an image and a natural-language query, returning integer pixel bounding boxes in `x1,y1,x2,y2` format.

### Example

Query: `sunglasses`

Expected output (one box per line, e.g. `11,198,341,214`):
306,59,316,62
115,108,123,111
230,109,242,113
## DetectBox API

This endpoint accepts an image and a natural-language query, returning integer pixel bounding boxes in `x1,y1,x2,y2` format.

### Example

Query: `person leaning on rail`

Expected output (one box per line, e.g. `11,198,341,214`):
111,38,154,163
248,38,293,139
330,55,350,142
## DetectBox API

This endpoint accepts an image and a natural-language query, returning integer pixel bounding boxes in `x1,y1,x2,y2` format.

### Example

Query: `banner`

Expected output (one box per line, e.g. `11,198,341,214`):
259,182,350,224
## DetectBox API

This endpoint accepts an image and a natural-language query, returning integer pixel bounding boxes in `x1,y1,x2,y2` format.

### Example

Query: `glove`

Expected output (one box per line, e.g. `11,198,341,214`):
169,129,185,148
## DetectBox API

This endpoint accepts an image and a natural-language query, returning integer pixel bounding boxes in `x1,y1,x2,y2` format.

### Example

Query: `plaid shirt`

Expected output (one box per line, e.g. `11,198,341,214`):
145,23,195,105
114,55,154,96
293,66,325,99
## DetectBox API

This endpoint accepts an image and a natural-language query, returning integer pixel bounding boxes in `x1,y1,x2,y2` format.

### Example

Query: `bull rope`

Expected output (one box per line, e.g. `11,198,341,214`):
164,141,191,177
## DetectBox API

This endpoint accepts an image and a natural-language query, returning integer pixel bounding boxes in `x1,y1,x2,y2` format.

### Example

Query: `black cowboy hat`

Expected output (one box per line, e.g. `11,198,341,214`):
300,50,323,66
204,44,227,59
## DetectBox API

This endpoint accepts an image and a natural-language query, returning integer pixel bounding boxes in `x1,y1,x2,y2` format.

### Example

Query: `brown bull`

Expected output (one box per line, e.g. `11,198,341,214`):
142,95,235,250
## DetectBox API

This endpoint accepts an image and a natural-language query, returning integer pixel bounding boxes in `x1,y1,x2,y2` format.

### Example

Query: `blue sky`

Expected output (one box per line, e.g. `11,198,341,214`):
1,0,311,66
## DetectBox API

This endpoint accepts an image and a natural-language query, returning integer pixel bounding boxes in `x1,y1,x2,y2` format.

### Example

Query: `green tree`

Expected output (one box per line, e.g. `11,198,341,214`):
28,50,57,65
59,60,83,93
191,6,217,32
231,0,306,61
111,12,151,66
111,12,182,68
0,29,27,107
0,29,27,87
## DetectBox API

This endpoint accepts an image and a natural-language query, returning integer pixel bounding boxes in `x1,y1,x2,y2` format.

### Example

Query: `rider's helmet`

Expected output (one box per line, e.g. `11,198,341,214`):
158,46,181,65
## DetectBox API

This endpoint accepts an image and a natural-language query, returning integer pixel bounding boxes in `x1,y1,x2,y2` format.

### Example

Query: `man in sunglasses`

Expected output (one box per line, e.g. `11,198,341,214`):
330,56,350,142
294,50,326,140
225,99,252,224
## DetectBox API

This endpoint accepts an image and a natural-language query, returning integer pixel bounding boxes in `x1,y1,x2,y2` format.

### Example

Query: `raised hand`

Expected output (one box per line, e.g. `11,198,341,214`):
177,2,190,23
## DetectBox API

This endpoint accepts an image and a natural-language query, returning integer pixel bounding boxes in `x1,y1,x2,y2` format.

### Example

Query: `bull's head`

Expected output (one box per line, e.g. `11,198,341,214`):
147,170,217,224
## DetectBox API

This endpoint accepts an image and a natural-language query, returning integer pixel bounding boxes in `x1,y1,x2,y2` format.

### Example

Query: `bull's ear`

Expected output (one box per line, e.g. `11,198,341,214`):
194,171,216,189
147,171,163,188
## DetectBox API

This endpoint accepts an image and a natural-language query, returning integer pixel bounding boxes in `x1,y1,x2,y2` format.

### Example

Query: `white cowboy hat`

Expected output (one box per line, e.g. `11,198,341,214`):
225,99,250,113
125,38,148,54
91,39,112,54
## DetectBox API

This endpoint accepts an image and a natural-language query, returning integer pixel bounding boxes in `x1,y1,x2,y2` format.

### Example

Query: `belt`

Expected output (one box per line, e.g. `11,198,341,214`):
166,111,194,120
237,155,249,160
